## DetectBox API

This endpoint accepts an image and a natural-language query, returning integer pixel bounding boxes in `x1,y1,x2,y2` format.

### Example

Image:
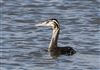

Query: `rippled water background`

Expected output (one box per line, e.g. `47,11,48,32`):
1,0,100,70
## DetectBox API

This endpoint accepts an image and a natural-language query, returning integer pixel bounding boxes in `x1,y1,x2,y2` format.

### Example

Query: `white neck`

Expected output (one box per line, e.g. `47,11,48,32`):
48,28,60,50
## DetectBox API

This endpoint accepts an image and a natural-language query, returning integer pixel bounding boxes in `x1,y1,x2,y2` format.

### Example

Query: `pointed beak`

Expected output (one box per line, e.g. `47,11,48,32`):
35,21,47,26
35,23,43,26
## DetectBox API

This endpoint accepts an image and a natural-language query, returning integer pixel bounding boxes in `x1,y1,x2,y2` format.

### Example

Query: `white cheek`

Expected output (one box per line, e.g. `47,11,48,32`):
51,24,54,27
49,22,54,26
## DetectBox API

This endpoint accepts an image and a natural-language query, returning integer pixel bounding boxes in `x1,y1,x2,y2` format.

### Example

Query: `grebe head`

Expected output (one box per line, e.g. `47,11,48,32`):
35,19,60,29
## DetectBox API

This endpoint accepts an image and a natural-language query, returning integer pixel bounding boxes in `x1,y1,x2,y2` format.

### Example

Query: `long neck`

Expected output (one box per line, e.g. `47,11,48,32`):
48,28,60,49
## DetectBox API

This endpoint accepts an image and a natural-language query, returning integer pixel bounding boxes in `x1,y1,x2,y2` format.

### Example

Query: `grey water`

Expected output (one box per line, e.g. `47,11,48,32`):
0,0,100,70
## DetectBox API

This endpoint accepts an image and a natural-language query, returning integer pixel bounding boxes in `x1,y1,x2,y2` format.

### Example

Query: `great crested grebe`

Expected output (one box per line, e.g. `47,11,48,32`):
35,19,76,57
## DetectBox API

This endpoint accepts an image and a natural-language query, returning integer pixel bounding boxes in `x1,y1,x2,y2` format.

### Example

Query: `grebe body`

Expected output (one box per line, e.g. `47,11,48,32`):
35,19,76,57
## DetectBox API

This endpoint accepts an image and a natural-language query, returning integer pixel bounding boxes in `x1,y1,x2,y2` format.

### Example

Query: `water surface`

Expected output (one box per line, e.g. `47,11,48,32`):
1,0,100,70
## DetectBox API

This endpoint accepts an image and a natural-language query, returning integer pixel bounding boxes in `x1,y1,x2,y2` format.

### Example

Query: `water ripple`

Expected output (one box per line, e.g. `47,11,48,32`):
1,0,100,70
